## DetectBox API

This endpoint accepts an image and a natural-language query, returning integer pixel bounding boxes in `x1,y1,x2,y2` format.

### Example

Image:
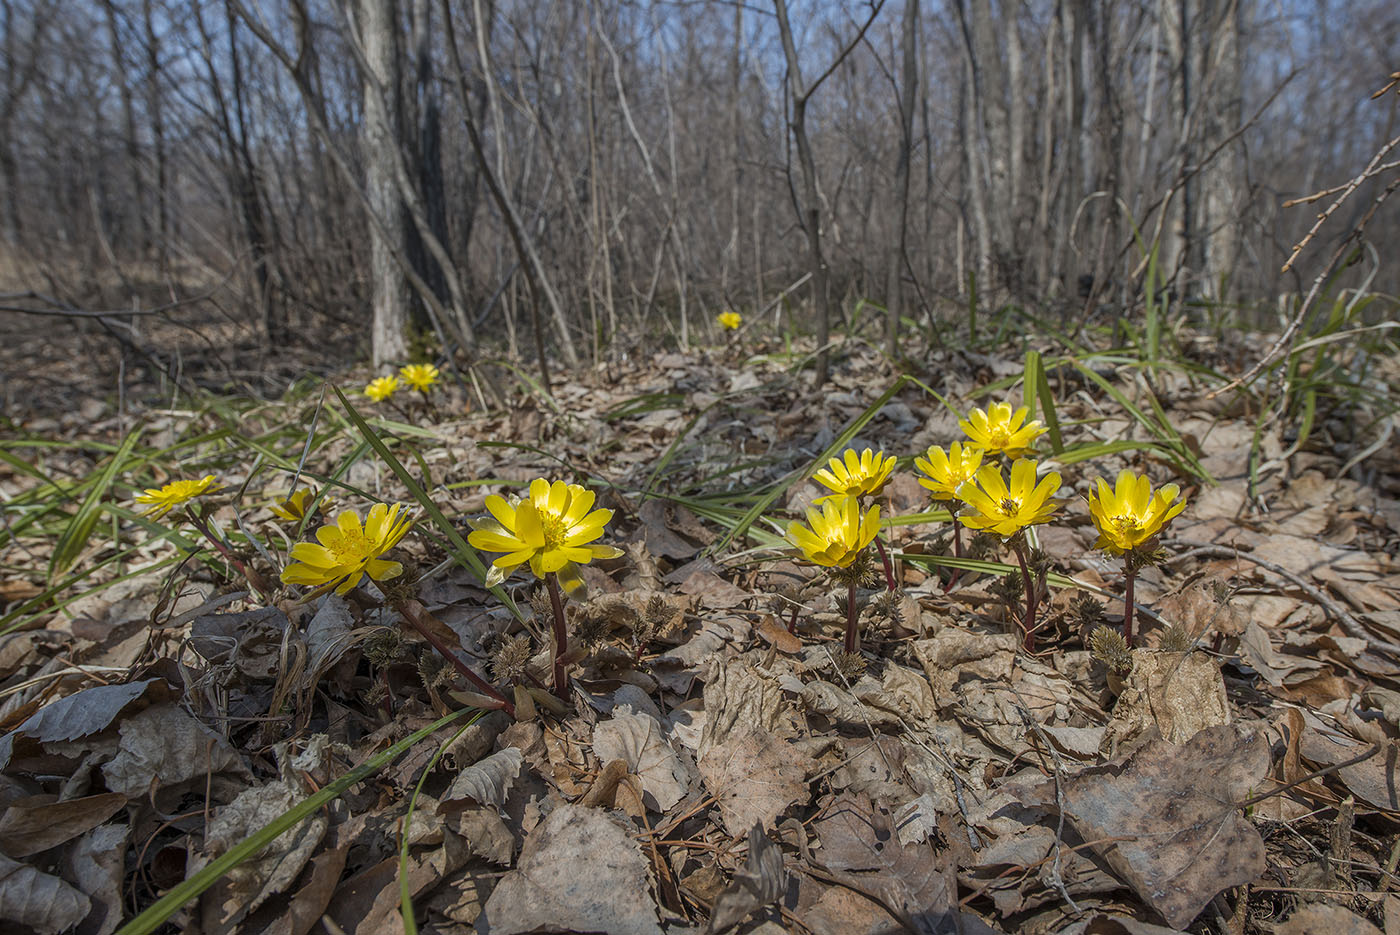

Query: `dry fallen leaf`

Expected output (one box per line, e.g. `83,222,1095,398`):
440,746,523,810
592,709,691,811
706,823,786,934
0,678,169,769
477,803,663,935
0,852,91,934
1110,651,1229,745
1050,722,1270,929
699,725,813,836
1275,902,1383,935
62,824,127,935
811,793,1001,933
0,792,126,857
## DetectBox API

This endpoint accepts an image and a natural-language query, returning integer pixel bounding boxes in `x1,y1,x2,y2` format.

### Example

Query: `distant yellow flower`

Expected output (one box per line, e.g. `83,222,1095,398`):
468,479,622,586
270,488,329,524
787,495,881,568
957,460,1061,537
399,363,440,393
915,441,984,501
135,475,222,517
717,311,742,330
280,503,414,595
365,376,399,402
960,402,1045,459
813,448,897,503
1087,470,1186,555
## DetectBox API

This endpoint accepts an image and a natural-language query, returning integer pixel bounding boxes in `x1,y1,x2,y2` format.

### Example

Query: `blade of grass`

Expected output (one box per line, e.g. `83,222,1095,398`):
399,719,476,933
49,426,144,581
331,385,521,620
714,376,908,552
117,707,482,935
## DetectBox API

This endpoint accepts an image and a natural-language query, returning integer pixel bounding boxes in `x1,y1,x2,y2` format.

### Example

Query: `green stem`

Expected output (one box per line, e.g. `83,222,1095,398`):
547,572,570,699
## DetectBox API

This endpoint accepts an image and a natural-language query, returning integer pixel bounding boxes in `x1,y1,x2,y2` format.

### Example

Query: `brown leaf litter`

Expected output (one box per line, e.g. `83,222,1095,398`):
2,341,1400,933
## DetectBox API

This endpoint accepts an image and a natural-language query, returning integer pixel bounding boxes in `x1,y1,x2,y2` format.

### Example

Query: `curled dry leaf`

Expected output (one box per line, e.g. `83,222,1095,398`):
0,678,169,769
102,703,249,799
441,746,524,810
0,852,91,935
706,823,786,934
801,680,901,730
63,824,128,935
0,792,126,858
477,803,663,935
592,710,691,811
810,793,1001,934
194,776,327,932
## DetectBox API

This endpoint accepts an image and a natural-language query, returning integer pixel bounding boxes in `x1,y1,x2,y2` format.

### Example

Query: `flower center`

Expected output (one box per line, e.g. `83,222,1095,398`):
539,511,569,551
988,428,1011,450
999,497,1022,516
330,528,371,564
1112,514,1144,535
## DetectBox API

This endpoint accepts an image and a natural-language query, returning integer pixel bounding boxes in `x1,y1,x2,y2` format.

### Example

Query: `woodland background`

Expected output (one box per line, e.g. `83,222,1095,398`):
1,0,1397,401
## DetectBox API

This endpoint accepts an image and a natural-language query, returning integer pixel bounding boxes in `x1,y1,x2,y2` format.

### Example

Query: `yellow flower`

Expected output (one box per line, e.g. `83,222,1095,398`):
717,311,742,330
957,460,1061,537
280,503,414,595
270,488,329,524
787,495,881,568
813,448,897,503
399,363,440,393
960,402,1046,459
365,375,399,402
135,475,222,517
1087,470,1187,555
467,479,622,586
914,441,984,501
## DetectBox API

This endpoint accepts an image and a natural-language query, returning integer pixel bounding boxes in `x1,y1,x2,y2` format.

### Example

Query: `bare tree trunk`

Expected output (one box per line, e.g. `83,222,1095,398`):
1163,0,1243,300
459,0,579,369
885,0,918,357
1195,0,1244,299
101,0,148,253
0,0,46,247
773,0,884,387
774,0,831,385
360,0,412,367
141,0,168,269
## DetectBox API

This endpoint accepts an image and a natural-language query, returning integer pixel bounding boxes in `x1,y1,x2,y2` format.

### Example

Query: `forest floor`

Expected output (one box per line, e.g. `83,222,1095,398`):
3,324,1400,935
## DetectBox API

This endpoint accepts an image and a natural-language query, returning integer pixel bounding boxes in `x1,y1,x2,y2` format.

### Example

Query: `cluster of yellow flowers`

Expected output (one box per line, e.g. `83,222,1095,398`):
786,400,1187,650
364,362,441,402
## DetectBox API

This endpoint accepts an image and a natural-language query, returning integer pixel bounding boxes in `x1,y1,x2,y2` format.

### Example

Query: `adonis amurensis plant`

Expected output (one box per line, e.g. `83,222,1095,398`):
467,478,622,698
777,398,1189,659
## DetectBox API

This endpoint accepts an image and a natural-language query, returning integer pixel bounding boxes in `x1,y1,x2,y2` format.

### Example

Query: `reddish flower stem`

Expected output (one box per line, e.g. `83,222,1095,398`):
873,538,897,592
184,508,273,598
396,601,515,717
1123,563,1137,648
787,604,800,635
1011,540,1039,653
844,580,859,654
943,512,963,594
546,573,570,699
